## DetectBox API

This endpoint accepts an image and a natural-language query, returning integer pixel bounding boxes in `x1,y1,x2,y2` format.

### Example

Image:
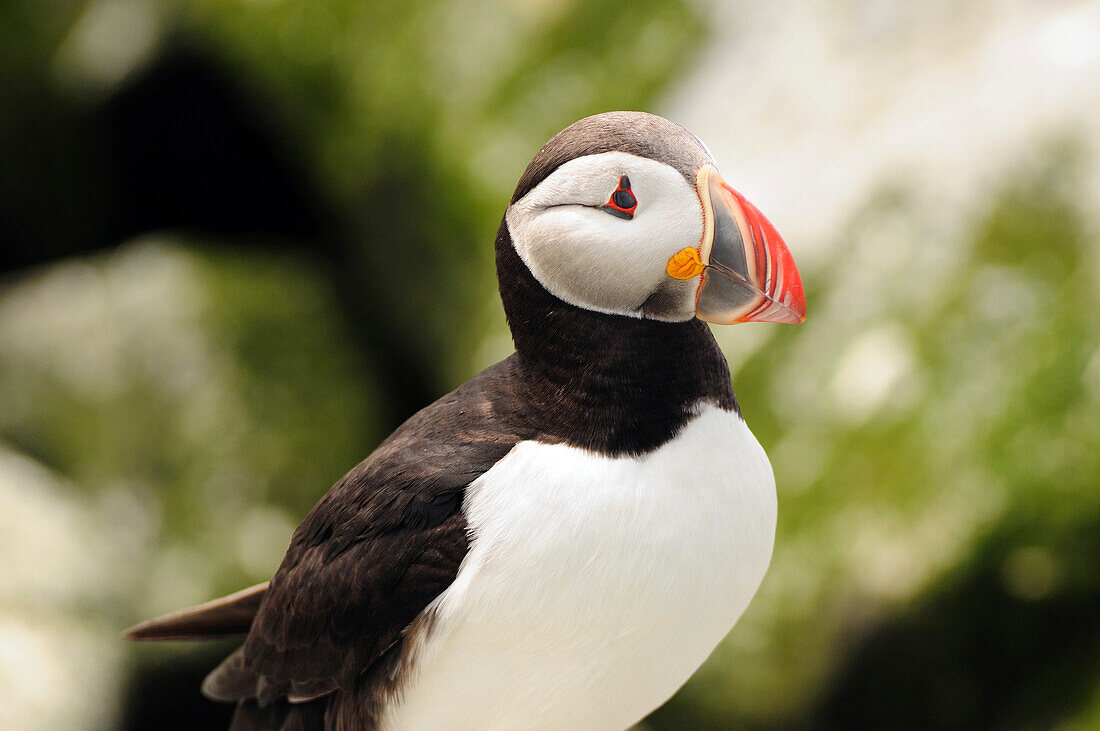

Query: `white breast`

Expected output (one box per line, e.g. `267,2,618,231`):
381,405,776,731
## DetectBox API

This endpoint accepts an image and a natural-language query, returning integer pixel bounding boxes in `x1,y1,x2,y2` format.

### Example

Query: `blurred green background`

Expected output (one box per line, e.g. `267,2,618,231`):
2,0,1100,729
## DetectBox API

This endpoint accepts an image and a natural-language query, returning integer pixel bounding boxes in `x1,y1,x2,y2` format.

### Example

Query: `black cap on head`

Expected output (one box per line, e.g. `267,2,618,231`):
510,111,712,204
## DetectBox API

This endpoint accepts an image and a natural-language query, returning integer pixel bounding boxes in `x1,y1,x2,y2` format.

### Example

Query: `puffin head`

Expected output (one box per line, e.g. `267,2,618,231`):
502,111,806,325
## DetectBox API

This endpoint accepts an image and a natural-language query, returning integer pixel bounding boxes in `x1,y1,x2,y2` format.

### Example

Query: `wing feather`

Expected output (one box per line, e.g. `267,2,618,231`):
225,359,525,706
124,583,268,641
126,357,529,724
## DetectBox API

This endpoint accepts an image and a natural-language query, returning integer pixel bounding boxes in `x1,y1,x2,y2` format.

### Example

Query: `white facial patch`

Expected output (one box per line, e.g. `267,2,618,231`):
506,152,704,321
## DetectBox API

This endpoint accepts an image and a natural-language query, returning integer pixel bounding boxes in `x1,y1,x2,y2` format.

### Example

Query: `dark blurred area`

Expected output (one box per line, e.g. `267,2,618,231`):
2,1,1099,729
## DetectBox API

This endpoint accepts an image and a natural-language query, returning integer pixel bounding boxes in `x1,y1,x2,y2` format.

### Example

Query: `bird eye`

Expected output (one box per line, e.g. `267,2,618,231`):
602,175,637,220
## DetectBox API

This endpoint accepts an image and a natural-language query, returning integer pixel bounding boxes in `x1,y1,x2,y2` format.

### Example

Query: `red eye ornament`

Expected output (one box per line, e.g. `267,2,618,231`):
602,175,637,219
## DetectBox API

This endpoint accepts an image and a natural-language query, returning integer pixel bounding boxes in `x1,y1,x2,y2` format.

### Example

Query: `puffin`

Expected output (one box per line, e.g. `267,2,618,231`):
126,111,806,731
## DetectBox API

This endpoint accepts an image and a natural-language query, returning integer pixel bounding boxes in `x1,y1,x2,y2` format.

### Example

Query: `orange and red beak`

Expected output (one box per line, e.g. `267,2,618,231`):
692,165,805,325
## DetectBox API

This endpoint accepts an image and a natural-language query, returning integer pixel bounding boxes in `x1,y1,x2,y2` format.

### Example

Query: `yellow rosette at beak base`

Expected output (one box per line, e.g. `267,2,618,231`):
666,247,706,280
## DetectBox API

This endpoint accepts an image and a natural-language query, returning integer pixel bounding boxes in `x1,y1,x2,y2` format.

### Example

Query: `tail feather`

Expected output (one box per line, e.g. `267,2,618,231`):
229,698,326,731
124,582,268,641
203,645,337,706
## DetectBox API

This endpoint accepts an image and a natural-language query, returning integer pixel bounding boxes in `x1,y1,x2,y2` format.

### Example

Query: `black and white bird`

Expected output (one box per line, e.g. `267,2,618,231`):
126,111,806,730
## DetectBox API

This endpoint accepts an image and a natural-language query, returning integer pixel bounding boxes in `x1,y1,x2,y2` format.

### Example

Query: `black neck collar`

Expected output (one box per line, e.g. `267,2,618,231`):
494,221,739,456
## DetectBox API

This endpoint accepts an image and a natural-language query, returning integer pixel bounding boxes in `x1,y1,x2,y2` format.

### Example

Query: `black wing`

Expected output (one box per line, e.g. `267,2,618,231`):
125,583,268,641
205,359,525,715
